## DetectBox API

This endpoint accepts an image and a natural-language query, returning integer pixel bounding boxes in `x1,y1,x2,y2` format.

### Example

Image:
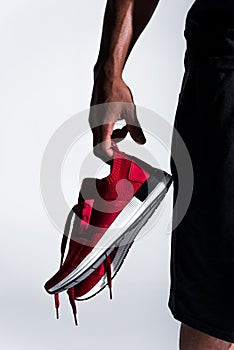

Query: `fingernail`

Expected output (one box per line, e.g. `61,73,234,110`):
138,134,146,142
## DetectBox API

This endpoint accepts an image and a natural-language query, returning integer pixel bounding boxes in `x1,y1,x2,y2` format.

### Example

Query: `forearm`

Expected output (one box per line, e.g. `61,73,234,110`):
94,0,160,81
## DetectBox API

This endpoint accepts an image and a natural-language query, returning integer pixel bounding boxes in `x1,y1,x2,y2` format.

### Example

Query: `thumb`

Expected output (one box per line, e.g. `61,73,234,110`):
127,118,146,145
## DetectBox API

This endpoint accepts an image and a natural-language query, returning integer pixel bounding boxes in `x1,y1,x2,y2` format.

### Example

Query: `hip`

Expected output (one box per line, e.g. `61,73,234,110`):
184,17,234,70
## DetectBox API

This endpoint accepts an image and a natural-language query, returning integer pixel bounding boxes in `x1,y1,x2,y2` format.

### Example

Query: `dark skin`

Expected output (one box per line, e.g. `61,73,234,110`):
89,1,234,349
180,324,233,350
89,0,158,161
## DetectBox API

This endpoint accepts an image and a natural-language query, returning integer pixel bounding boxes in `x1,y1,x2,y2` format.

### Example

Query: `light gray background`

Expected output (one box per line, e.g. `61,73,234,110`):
0,0,194,349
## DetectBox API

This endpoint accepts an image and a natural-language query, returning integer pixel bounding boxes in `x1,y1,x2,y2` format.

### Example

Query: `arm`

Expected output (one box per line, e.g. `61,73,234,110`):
89,0,160,161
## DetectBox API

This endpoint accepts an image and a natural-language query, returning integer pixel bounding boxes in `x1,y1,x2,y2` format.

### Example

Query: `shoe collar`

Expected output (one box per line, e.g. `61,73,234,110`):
107,142,149,184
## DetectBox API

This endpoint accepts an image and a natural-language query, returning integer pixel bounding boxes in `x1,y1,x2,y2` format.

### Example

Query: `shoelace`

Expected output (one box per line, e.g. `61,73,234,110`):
54,202,84,325
67,287,78,326
104,255,113,300
53,201,113,325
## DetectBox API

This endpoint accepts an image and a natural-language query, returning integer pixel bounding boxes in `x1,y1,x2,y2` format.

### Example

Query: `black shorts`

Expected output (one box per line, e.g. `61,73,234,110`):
169,17,234,343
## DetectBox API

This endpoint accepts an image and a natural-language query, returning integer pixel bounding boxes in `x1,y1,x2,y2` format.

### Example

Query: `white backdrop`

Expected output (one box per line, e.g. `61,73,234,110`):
0,1,194,349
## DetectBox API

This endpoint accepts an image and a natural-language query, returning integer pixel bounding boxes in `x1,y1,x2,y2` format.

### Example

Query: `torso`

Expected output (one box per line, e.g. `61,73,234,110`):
188,0,234,28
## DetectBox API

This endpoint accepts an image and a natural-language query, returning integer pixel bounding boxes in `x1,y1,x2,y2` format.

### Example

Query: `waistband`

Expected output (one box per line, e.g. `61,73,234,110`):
184,18,234,69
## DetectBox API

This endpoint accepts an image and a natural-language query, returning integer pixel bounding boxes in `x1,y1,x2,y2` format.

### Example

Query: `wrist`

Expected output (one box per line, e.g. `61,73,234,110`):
93,58,123,82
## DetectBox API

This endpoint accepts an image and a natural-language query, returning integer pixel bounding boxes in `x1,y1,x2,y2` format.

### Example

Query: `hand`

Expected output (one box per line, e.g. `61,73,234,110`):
89,75,146,162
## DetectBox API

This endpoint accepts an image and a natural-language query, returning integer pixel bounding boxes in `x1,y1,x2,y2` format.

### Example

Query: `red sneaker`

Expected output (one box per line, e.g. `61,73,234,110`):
73,182,170,302
45,143,172,324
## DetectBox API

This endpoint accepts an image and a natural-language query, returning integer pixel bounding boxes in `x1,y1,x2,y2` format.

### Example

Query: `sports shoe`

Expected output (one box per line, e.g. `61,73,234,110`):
74,187,169,302
45,143,172,323
52,185,168,325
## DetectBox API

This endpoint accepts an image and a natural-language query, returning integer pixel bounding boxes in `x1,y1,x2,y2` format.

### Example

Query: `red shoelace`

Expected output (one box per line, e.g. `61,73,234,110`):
54,202,113,326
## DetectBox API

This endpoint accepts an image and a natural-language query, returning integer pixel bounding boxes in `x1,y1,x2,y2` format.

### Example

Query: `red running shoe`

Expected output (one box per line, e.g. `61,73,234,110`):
45,143,172,323
73,187,170,302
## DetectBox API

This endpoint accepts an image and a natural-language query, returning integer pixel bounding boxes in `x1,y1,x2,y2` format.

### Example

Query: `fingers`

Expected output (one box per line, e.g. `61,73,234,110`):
89,108,113,161
111,125,128,143
91,123,115,162
125,105,146,144
127,123,146,144
89,102,146,162
100,123,115,159
91,124,129,162
89,104,127,161
91,126,101,150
